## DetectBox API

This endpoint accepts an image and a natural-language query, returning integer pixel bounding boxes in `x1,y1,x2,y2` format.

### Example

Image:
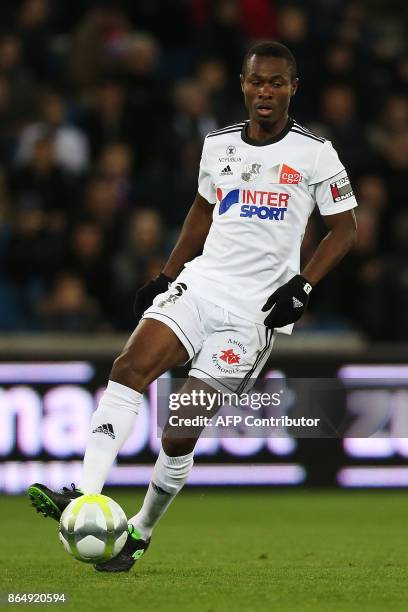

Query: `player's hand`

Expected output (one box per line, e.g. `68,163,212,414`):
262,275,313,329
134,273,173,321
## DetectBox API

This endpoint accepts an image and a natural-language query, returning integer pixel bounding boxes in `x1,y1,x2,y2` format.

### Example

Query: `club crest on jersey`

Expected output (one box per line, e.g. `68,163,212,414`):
217,188,289,221
268,163,303,184
241,162,262,182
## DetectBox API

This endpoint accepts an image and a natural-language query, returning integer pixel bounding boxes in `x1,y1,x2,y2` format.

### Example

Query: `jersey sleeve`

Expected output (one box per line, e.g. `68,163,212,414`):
197,139,216,204
310,141,357,215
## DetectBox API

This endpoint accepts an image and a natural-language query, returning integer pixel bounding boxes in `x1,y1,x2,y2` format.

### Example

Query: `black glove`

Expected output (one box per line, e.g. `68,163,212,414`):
134,273,173,321
262,274,313,329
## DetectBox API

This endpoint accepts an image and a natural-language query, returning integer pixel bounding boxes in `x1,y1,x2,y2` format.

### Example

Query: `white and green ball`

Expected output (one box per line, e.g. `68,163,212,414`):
59,494,128,563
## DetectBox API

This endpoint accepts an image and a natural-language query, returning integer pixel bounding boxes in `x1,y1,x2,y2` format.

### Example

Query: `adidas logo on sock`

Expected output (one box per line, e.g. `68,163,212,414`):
292,297,303,308
220,165,233,175
92,423,116,439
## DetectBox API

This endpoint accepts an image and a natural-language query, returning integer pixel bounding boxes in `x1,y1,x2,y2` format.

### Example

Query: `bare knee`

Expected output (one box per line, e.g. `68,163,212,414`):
110,352,151,393
161,432,197,456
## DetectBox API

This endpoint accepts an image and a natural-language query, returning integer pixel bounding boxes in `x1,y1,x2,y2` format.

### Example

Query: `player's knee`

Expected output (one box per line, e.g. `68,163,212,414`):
110,352,149,392
161,433,197,457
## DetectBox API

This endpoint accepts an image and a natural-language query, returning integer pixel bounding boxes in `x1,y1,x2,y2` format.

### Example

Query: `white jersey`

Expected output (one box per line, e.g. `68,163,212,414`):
177,118,357,333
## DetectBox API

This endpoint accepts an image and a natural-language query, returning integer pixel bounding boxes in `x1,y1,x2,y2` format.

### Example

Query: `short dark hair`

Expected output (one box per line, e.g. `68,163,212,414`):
241,41,297,80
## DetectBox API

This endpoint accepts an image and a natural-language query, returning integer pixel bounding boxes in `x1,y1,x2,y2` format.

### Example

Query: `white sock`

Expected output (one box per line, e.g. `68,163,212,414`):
129,448,194,540
80,380,142,494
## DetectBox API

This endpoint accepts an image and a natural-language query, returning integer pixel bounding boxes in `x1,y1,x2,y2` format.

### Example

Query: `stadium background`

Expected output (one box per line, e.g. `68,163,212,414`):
0,0,407,494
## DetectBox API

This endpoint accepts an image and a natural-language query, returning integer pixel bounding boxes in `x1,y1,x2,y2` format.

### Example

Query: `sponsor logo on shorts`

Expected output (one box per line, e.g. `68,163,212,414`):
330,176,353,202
157,283,187,308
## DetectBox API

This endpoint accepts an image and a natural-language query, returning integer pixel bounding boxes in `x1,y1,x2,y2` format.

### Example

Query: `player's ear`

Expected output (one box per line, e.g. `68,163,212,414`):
240,73,245,92
291,78,299,97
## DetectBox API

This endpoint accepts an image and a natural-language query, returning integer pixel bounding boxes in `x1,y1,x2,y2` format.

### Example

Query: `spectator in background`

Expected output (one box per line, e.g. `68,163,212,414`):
16,88,89,173
80,80,133,160
309,206,383,334
112,208,166,329
364,211,408,341
120,32,160,102
318,84,371,174
336,1,371,49
82,174,125,252
277,4,316,120
170,139,203,229
97,142,136,209
64,220,112,319
118,32,164,167
0,33,34,120
196,58,240,126
6,206,65,325
376,131,408,213
355,175,388,214
69,6,131,89
322,42,361,92
392,54,408,95
113,208,165,287
10,133,70,221
39,271,106,332
171,78,217,145
368,94,408,151
0,76,18,166
355,174,389,247
138,78,217,228
16,0,51,81
197,0,247,75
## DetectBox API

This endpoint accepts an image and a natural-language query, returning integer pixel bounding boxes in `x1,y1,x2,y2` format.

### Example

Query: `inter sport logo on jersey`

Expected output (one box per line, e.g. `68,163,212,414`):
216,187,289,221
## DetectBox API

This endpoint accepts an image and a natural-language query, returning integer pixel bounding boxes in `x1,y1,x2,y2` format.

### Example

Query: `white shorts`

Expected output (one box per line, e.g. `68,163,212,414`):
143,281,275,393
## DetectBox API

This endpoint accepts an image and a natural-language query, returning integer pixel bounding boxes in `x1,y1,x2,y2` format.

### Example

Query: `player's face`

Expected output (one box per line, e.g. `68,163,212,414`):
240,56,298,129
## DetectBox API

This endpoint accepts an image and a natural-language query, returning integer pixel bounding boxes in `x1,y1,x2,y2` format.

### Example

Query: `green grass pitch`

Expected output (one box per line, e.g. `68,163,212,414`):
2,488,408,612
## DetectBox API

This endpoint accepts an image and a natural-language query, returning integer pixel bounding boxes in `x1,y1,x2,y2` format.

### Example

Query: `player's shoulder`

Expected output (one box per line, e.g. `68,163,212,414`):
205,121,247,140
289,120,327,145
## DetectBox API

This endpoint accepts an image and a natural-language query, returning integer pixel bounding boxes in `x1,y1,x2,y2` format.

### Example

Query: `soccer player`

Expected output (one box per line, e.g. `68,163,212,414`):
28,42,357,571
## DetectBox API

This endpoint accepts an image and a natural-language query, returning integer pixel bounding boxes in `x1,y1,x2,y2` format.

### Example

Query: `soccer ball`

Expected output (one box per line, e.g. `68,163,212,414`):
59,494,128,563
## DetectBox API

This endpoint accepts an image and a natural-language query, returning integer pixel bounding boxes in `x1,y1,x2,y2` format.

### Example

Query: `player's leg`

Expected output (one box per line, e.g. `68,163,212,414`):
81,318,189,495
28,318,189,519
128,377,220,540
124,304,274,546
95,377,219,572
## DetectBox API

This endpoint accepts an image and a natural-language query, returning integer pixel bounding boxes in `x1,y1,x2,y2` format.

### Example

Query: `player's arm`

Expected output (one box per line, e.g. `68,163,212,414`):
263,149,358,328
262,210,357,328
134,192,213,320
162,192,213,279
301,209,357,285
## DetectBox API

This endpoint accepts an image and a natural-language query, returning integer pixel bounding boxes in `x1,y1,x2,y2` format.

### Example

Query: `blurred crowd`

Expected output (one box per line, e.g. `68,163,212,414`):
0,0,407,339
